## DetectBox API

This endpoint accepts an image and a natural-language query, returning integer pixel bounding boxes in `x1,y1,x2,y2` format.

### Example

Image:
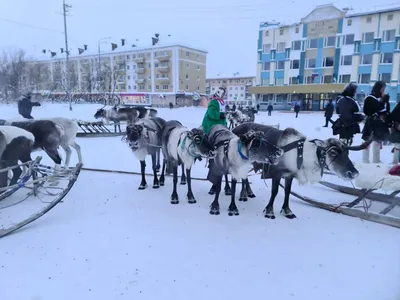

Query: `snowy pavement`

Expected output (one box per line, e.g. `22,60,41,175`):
0,103,399,300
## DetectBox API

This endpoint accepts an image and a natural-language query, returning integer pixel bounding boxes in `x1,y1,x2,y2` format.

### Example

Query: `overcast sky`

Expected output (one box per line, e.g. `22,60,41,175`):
0,0,390,77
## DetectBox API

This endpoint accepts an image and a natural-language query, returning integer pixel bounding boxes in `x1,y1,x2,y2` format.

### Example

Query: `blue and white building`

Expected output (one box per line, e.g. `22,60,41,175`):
250,4,400,111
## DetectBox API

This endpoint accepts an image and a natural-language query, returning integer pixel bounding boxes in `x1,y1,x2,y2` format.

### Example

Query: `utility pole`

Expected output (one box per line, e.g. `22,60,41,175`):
63,0,72,111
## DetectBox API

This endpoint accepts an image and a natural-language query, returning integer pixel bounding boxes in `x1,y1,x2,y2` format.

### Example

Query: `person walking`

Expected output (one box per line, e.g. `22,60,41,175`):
323,99,334,127
294,103,300,118
267,103,273,116
18,92,41,119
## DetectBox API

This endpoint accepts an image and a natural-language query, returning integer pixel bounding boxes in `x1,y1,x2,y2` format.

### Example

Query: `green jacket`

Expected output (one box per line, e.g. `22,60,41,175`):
201,98,227,135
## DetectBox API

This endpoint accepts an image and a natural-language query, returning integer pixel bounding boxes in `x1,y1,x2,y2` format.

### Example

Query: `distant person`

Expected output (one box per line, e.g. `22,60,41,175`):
225,104,230,111
294,103,300,118
256,103,260,112
169,102,173,109
18,92,41,119
232,103,236,111
323,99,334,127
267,104,273,116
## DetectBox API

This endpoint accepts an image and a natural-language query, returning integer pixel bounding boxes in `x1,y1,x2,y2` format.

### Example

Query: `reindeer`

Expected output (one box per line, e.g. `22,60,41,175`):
207,125,284,216
0,126,35,189
94,105,158,133
159,120,215,204
232,123,371,219
124,117,166,190
226,110,251,129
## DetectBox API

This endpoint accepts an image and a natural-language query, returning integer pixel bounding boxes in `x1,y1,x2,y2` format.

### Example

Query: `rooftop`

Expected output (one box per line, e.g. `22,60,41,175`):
207,74,255,81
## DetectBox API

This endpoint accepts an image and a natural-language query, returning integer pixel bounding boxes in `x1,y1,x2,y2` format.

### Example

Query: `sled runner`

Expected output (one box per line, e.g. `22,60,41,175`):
0,157,82,238
75,120,126,137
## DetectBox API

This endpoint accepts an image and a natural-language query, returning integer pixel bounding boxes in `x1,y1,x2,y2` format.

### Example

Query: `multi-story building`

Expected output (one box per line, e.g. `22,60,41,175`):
32,43,208,106
251,4,400,111
206,75,256,107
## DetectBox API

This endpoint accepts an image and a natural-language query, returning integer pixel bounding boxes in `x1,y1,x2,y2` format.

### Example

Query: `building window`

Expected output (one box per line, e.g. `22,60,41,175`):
185,51,190,57
197,76,200,81
305,76,315,84
323,75,332,83
277,42,286,52
197,86,200,91
347,19,352,26
325,36,336,47
361,54,373,65
379,73,391,83
341,55,352,65
295,27,299,34
290,59,300,69
291,40,301,50
381,52,393,64
186,63,190,68
343,34,355,45
185,85,189,90
383,29,396,42
263,62,271,70
126,55,130,59
127,65,130,70
366,16,372,23
358,74,371,84
362,32,374,43
127,76,131,80
162,85,168,90
323,57,334,67
306,58,316,68
279,28,284,35
197,65,200,70
186,74,189,79
388,14,393,21
339,74,351,83
265,30,269,36
128,85,131,89
134,85,136,89
308,38,318,49
139,84,145,89
263,44,272,53
148,85,151,90
276,61,285,70
290,76,299,84
275,78,284,86
155,85,159,90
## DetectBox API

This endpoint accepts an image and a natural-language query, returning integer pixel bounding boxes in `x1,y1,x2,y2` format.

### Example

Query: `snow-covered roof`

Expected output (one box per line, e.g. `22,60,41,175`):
207,74,255,81
31,39,208,62
346,5,400,17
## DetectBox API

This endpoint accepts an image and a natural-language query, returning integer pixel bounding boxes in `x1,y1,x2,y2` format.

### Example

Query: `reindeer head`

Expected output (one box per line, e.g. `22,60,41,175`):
94,107,106,119
186,128,215,158
309,137,370,180
125,124,148,150
238,130,284,165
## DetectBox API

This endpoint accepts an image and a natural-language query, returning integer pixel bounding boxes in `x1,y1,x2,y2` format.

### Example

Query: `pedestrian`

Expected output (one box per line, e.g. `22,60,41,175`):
18,92,41,119
323,99,334,127
294,103,300,118
256,103,260,113
267,103,273,116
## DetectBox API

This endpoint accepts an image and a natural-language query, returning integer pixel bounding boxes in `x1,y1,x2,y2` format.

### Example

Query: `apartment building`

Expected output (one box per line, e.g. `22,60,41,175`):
251,4,400,111
33,43,207,106
206,75,256,107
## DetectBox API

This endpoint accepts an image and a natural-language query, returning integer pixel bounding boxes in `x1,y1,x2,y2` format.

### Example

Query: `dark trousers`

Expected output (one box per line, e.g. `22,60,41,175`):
268,111,271,116
324,117,333,127
20,113,34,119
295,111,299,118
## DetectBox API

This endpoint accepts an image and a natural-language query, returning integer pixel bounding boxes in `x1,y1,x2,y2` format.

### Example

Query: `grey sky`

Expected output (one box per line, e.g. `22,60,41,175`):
0,0,385,77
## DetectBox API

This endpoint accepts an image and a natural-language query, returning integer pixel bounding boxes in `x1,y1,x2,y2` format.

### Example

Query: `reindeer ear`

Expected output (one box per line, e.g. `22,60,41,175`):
309,139,325,147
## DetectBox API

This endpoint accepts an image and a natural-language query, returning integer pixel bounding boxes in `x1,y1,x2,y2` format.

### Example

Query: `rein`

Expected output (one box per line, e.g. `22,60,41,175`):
178,132,207,159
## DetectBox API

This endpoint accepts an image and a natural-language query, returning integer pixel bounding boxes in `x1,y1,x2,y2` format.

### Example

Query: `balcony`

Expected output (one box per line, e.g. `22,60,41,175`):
136,68,145,73
156,53,170,61
136,78,146,84
134,56,145,63
158,77,170,83
158,66,169,73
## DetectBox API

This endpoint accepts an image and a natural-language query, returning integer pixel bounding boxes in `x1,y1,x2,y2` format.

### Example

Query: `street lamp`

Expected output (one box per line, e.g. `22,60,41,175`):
97,37,111,72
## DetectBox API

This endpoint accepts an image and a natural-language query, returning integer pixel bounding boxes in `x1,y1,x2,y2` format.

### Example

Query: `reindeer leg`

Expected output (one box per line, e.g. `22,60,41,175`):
152,154,160,188
224,174,231,195
186,168,196,203
118,122,121,133
245,178,255,198
138,160,147,190
281,177,296,219
264,176,280,219
209,175,222,215
239,179,248,202
159,159,166,186
180,164,186,185
155,149,161,173
228,179,239,216
171,165,179,204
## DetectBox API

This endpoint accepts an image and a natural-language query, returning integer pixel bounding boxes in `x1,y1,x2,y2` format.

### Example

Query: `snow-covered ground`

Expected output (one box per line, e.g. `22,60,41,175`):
0,102,399,300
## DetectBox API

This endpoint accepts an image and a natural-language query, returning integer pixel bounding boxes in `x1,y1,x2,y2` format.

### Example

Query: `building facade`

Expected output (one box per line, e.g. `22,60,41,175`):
32,44,207,107
251,4,400,111
206,76,256,107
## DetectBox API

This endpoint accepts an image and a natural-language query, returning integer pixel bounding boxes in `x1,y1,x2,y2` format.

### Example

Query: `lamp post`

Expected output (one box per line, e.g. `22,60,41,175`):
97,37,111,74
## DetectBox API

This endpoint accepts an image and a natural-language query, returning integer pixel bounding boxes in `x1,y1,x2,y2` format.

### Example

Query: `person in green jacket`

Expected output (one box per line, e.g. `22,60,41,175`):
201,86,227,134
202,86,231,195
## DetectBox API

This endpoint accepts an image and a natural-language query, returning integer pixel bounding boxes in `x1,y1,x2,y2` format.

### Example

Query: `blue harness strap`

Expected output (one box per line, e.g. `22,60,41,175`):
237,141,248,160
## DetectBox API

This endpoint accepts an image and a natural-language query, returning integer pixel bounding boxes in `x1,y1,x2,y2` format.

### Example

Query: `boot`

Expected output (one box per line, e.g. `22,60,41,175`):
372,141,381,164
392,143,400,164
362,147,370,164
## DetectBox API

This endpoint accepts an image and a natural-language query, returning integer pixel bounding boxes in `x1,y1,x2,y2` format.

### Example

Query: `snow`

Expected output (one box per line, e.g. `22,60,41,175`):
0,102,399,300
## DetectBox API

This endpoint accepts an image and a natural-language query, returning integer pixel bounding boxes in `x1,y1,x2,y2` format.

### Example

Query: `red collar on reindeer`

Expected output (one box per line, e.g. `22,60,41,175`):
211,95,225,105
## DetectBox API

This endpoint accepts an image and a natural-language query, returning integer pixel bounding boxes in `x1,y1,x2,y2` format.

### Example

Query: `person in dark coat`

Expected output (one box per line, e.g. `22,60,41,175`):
267,104,273,116
169,102,173,109
361,80,390,163
388,101,400,164
323,99,334,127
18,92,41,119
294,103,300,118
232,103,236,111
332,83,364,146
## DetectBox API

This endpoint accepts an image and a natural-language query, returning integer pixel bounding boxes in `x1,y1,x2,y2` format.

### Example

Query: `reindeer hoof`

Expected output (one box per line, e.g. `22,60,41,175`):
247,193,256,198
160,182,165,186
188,199,196,204
209,209,220,215
171,199,179,204
228,210,239,216
153,184,160,189
281,209,297,219
264,209,275,219
138,184,147,190
208,188,216,195
180,180,186,185
224,188,232,196
239,197,247,202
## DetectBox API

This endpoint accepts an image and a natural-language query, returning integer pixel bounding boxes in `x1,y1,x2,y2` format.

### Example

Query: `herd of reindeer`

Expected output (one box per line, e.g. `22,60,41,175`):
0,103,372,219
